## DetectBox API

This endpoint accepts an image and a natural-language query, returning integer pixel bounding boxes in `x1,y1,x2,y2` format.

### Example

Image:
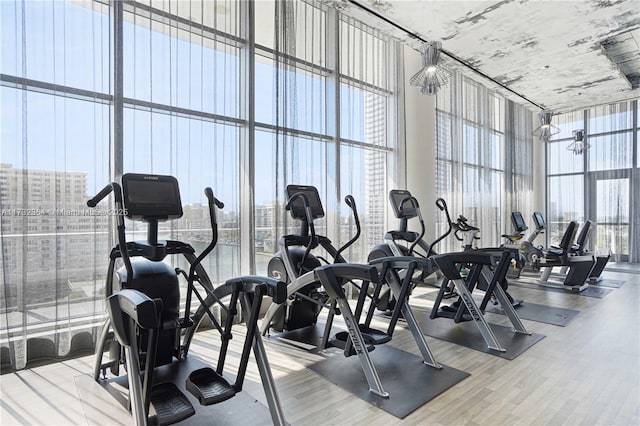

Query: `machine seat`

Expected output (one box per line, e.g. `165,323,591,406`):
501,232,523,241
546,247,565,258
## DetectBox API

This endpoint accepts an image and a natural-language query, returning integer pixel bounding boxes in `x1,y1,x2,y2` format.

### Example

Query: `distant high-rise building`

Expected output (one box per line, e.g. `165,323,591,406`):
363,93,386,250
0,164,109,309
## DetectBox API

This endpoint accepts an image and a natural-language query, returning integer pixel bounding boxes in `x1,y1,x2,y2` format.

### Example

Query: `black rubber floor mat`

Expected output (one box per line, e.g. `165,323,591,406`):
508,280,612,298
589,279,624,288
412,308,545,360
604,267,640,275
307,344,469,419
486,301,580,327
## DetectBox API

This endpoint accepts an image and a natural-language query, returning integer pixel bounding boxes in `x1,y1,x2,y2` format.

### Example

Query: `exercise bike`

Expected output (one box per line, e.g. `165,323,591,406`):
501,211,546,278
517,218,596,292
89,173,287,426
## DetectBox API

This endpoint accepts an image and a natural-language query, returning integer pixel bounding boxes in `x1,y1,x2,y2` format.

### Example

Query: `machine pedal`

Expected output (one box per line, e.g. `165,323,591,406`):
186,368,236,406
436,309,473,322
357,325,391,345
331,332,375,356
149,382,195,425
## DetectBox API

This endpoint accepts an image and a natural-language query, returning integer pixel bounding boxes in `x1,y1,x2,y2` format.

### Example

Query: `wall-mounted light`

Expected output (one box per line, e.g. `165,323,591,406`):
532,110,560,142
567,129,589,155
409,41,450,96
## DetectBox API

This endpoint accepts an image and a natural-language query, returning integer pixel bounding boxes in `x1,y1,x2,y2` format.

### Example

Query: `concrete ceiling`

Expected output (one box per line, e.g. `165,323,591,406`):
327,0,640,112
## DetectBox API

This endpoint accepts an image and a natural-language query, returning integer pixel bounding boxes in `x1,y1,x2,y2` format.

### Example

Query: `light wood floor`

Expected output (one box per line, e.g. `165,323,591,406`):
1,267,638,425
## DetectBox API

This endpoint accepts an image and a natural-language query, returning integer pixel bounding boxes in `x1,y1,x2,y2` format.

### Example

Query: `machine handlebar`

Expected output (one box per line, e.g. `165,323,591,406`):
204,187,224,209
286,192,317,242
187,188,224,284
335,195,361,261
87,182,131,284
87,183,118,208
400,196,425,256
425,198,453,258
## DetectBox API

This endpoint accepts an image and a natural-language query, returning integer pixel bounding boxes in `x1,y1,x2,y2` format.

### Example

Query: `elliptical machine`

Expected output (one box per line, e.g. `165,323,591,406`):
367,190,453,312
264,185,361,333
89,173,287,426
260,185,442,398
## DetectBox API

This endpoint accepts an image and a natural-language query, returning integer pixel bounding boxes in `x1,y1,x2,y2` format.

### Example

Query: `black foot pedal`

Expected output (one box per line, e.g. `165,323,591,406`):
186,368,235,406
441,302,460,313
435,309,472,322
358,325,391,345
149,382,195,425
331,332,375,356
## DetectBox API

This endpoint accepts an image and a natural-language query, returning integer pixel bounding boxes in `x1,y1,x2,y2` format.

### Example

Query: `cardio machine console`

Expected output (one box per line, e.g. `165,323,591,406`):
389,189,418,219
286,185,325,220
510,211,528,233
122,173,183,222
532,211,546,231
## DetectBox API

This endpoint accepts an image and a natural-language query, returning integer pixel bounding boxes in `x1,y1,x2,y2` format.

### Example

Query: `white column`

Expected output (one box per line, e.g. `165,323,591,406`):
403,45,437,241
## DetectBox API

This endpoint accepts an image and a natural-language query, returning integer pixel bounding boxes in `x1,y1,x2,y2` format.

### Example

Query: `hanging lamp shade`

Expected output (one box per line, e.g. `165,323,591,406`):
567,129,590,155
532,110,561,142
409,41,450,95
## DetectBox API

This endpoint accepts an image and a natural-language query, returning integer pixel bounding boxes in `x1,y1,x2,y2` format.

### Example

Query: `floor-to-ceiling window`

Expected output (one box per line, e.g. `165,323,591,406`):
0,0,401,371
252,1,398,269
1,0,112,371
121,1,242,282
546,101,638,262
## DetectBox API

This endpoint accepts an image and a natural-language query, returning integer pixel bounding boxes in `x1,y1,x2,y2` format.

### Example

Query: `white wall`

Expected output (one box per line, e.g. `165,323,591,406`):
532,130,546,214
403,45,438,241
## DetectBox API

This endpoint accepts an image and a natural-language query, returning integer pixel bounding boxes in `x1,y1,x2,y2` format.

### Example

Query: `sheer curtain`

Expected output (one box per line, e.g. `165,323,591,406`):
254,0,330,274
338,15,397,263
0,0,111,371
254,0,399,270
436,72,535,252
0,0,403,372
122,0,241,282
505,100,535,226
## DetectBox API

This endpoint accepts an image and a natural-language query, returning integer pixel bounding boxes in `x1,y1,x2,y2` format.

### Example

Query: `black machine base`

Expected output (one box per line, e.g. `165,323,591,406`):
186,368,235,406
149,382,195,425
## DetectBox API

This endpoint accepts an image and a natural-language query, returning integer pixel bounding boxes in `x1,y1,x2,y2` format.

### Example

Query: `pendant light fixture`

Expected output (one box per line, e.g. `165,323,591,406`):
532,110,560,142
409,41,450,96
567,129,589,155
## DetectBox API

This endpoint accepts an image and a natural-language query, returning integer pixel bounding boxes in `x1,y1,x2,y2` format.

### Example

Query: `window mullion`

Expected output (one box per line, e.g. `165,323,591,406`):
239,0,255,275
